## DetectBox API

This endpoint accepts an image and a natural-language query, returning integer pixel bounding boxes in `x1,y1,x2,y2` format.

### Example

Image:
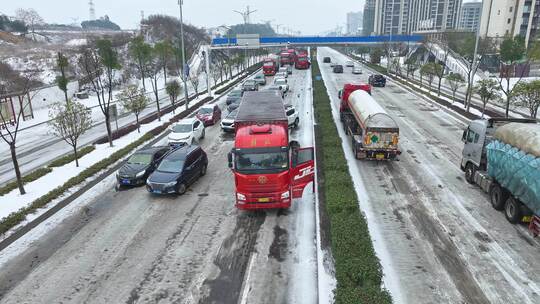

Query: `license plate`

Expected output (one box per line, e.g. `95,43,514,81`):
121,179,131,184
153,190,162,194
258,198,270,203
376,154,385,160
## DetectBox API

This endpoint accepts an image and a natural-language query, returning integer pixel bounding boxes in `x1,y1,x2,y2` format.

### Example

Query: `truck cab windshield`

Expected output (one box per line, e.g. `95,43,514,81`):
235,148,289,174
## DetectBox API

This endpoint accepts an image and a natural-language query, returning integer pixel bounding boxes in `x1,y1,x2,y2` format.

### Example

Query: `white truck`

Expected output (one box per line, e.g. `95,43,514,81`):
461,118,540,236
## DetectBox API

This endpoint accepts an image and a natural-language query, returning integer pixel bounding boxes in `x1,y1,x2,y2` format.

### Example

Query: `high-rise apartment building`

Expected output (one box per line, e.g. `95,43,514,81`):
459,1,482,32
347,11,363,35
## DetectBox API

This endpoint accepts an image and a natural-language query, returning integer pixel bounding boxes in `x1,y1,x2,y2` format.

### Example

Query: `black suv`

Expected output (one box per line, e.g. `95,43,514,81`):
333,65,344,73
146,145,208,195
368,74,386,87
323,57,331,63
116,146,170,187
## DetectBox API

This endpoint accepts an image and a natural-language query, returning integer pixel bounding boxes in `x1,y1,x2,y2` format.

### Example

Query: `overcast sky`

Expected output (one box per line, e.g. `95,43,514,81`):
3,0,366,35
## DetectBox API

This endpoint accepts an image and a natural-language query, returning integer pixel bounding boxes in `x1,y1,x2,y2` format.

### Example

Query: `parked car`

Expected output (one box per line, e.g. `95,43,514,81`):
242,79,259,91
267,85,286,98
168,117,205,146
253,74,266,86
275,71,288,79
346,60,354,67
352,65,363,74
333,65,344,73
221,108,238,132
116,146,170,187
226,89,243,105
323,57,331,63
368,74,387,87
146,145,208,195
274,78,289,92
285,105,299,128
196,104,221,126
286,65,293,75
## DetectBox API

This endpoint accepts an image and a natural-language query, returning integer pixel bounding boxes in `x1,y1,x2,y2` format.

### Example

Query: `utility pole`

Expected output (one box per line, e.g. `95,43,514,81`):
178,0,189,111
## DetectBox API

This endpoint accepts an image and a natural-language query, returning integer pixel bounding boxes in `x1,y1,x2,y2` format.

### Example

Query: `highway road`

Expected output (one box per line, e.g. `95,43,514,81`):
0,68,321,304
318,47,540,304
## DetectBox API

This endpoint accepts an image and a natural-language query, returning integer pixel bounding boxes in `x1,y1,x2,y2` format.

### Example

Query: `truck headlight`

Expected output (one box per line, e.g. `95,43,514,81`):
135,170,146,178
237,193,246,201
281,191,290,199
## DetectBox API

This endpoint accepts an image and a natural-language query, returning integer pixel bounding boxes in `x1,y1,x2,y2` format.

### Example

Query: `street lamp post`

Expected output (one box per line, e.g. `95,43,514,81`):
467,0,484,110
178,0,189,111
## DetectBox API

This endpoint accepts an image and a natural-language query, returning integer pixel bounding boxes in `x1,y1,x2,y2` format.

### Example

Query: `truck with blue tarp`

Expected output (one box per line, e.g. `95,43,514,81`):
461,118,540,236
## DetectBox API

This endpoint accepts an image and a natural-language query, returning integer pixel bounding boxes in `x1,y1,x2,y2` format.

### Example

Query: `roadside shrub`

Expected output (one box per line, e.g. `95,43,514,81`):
311,54,392,303
49,146,96,167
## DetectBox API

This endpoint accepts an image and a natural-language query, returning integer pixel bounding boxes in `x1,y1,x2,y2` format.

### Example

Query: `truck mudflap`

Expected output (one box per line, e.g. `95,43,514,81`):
354,146,400,161
530,215,540,237
291,147,315,198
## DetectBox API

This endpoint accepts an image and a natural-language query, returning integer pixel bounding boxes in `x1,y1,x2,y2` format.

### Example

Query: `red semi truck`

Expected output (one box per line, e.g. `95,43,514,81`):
280,51,293,66
295,56,311,69
338,84,400,160
263,56,279,76
228,91,315,209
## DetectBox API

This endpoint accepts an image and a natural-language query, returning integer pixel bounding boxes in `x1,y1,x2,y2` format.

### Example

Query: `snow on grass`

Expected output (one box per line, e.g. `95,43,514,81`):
65,38,87,46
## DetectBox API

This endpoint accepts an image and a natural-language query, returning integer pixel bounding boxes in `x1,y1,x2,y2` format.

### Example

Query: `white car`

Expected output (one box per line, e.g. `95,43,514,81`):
275,72,288,79
285,105,299,128
168,117,205,146
352,65,363,74
273,78,289,92
220,109,238,133
279,67,288,74
346,60,354,67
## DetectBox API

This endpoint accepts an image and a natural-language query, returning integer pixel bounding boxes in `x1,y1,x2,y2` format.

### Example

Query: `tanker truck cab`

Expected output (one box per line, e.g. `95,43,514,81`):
338,83,372,120
228,91,315,209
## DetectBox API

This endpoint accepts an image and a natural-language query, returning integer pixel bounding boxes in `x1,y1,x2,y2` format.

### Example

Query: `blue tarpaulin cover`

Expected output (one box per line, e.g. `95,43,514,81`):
487,140,540,215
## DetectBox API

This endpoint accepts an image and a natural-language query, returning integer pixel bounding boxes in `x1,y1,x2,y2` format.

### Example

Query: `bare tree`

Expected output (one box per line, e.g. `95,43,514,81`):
116,85,148,132
190,71,201,96
148,47,162,121
166,80,181,114
212,66,221,86
48,101,92,167
0,72,39,194
446,73,465,103
56,52,70,105
15,8,44,40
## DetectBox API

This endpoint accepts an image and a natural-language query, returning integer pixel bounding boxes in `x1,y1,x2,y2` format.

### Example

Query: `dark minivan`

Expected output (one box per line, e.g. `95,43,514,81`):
146,145,208,195
116,146,170,187
323,57,331,63
369,74,387,87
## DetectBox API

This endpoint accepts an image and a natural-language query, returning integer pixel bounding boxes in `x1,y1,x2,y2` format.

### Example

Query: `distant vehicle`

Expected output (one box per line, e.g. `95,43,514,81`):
323,57,331,63
221,108,238,133
146,145,208,195
368,74,386,87
275,72,288,79
242,79,259,91
296,49,308,57
263,56,279,76
168,117,205,146
286,65,293,75
295,56,311,69
274,78,289,92
285,105,299,128
254,74,267,85
74,91,89,99
279,67,288,74
339,89,400,160
280,51,293,66
352,65,363,74
227,100,241,112
267,85,286,98
116,146,170,187
196,104,221,126
346,60,354,67
228,91,315,209
461,118,540,235
226,89,243,105
333,65,344,73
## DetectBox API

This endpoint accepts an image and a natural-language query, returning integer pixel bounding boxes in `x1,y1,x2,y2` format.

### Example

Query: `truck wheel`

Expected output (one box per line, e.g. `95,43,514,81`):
201,129,205,139
200,163,207,176
464,163,476,184
294,118,299,128
489,183,508,211
504,197,522,224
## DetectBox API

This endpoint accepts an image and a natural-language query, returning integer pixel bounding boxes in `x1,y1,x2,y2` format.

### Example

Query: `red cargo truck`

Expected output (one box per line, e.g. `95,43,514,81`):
295,56,311,69
263,57,278,76
228,91,315,209
280,51,292,66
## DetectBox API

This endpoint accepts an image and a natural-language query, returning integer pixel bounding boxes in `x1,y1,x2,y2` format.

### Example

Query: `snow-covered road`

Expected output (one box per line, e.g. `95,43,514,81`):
318,47,540,304
0,67,325,303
